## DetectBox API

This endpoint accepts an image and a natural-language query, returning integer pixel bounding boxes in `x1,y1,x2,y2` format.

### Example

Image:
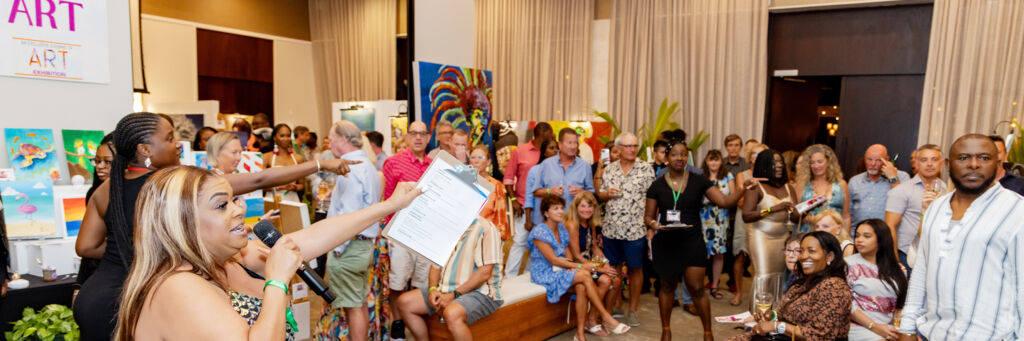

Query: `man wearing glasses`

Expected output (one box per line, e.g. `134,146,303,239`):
383,121,433,339
427,120,455,159
597,132,655,327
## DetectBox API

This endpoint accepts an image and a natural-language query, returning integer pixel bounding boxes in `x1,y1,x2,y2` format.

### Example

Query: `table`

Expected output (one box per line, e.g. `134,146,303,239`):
1,274,75,334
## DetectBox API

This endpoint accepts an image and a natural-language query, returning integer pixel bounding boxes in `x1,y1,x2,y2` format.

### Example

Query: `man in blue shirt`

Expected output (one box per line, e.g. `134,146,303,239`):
325,120,382,341
529,128,594,206
849,144,910,227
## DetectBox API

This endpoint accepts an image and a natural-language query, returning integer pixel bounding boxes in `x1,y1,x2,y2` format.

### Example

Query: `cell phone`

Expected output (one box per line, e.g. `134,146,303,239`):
601,148,610,164
892,153,899,162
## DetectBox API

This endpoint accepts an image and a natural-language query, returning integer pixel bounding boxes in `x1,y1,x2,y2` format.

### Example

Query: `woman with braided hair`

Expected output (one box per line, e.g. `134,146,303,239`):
74,113,359,340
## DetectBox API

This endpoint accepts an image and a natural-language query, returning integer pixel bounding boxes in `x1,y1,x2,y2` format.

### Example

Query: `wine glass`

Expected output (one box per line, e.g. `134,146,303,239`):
316,178,333,212
754,291,774,323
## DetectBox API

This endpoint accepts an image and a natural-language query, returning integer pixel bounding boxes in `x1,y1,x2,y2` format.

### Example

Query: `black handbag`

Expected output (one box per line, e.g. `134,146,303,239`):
751,334,792,341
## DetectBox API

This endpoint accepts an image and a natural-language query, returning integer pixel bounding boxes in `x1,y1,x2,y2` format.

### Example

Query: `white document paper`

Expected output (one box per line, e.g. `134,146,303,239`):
384,151,491,266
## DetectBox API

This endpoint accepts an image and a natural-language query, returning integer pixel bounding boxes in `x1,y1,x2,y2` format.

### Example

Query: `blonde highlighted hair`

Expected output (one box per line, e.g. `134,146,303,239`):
565,191,601,230
795,144,844,188
115,166,226,340
809,209,850,244
205,132,239,167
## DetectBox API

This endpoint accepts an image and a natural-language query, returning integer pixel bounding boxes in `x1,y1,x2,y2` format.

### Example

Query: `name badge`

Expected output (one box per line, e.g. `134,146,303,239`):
666,210,681,223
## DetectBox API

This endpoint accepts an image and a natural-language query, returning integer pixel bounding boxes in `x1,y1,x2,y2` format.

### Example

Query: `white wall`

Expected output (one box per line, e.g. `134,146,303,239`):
139,15,322,133
414,0,474,67
0,0,133,173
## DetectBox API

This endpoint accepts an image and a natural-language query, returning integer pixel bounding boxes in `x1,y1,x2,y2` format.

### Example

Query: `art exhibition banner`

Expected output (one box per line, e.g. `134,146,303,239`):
0,0,110,83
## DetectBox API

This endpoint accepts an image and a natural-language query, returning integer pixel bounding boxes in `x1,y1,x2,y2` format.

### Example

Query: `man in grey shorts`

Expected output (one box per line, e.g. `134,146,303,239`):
396,218,504,340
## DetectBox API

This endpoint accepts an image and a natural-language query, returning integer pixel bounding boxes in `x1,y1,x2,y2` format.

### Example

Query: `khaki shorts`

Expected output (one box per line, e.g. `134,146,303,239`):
388,240,432,291
326,239,375,308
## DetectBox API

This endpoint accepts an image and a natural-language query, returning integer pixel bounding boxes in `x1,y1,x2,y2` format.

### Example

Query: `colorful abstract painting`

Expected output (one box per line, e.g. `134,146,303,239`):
237,152,264,224
1,180,56,238
194,151,211,170
62,197,86,237
61,130,104,181
340,107,376,132
5,129,60,182
415,62,494,152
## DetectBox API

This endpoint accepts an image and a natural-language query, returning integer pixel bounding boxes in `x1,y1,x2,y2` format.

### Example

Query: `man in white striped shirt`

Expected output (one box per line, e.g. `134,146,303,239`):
899,134,1024,341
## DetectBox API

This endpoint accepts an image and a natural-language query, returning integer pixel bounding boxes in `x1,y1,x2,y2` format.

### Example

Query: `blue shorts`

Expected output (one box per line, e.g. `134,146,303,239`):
602,236,646,269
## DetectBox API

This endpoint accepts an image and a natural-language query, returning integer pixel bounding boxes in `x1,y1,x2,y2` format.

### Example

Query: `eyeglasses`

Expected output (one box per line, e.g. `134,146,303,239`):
408,131,429,137
619,144,639,149
437,131,453,136
783,248,801,255
470,156,487,161
90,158,113,167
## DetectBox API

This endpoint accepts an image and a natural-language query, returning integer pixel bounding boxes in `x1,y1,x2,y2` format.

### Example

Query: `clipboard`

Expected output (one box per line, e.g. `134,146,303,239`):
382,150,495,266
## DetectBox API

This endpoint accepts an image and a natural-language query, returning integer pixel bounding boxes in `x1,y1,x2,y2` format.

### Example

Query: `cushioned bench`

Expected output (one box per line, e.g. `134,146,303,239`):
426,273,577,340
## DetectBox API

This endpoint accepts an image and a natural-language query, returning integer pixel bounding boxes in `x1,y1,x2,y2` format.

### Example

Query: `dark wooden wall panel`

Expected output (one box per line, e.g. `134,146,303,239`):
768,5,932,76
197,28,273,118
835,75,924,176
198,76,274,116
765,78,822,152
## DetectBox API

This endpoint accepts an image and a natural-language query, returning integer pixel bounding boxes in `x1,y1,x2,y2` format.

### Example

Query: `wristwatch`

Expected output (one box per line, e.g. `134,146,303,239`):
453,290,463,299
888,176,899,184
776,322,787,335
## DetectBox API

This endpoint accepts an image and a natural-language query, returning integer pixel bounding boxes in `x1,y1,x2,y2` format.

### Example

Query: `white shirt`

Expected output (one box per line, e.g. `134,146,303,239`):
328,149,381,253
899,183,1024,340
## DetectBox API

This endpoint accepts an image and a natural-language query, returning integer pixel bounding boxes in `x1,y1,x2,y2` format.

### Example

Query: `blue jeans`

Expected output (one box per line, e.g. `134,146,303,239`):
676,284,693,304
898,250,913,277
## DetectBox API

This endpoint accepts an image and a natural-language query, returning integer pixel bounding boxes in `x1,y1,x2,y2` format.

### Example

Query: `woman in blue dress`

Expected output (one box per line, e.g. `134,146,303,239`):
529,196,630,340
793,144,850,233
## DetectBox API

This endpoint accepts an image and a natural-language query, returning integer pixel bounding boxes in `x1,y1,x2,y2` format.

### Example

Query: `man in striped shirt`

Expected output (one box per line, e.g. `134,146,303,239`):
384,121,433,339
396,217,504,340
899,134,1024,341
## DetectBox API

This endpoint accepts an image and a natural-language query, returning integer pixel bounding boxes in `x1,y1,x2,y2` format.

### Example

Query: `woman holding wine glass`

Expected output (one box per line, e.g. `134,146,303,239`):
727,231,852,341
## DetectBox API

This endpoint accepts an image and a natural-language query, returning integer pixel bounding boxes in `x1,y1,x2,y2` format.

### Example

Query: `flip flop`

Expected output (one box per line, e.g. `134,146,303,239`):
709,288,724,299
585,323,608,336
608,322,631,335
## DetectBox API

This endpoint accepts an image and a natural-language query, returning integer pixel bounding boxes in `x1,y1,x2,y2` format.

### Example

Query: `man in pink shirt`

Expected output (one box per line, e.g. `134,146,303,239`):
383,121,432,339
502,122,553,276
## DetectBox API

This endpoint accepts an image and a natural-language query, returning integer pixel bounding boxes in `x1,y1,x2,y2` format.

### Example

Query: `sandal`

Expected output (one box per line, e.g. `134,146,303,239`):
709,288,724,300
608,322,631,335
729,295,742,306
585,323,608,336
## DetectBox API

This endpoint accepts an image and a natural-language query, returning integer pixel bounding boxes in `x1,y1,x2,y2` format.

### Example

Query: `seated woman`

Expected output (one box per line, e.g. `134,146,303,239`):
847,219,907,341
529,196,629,341
729,231,852,341
113,166,421,340
812,209,855,257
565,192,618,336
782,232,806,294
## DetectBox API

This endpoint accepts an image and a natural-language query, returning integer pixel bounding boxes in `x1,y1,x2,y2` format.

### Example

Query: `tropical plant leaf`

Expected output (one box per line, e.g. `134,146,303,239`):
592,110,621,137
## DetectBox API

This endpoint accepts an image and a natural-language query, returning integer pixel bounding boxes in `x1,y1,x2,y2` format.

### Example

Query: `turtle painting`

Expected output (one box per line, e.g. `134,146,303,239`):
5,128,61,182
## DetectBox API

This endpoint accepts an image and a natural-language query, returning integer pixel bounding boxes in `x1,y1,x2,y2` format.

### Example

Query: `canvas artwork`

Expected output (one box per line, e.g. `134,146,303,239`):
5,129,61,183
390,116,408,154
167,114,205,142
62,130,105,181
62,197,86,237
237,152,264,224
340,107,376,132
194,151,211,170
415,62,494,152
1,180,56,238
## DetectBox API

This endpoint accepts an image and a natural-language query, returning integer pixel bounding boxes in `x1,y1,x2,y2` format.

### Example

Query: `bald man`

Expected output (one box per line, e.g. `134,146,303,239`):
383,121,433,339
849,144,910,226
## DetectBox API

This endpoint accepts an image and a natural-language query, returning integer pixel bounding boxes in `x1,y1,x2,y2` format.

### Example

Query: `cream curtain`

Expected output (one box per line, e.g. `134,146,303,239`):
609,0,769,155
309,0,397,129
475,0,593,122
917,0,1024,149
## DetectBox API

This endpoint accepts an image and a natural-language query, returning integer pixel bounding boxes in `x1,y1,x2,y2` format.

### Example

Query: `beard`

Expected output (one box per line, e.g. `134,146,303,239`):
950,173,995,195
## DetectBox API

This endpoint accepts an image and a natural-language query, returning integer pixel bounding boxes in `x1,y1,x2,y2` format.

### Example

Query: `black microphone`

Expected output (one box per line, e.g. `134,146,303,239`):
253,220,336,303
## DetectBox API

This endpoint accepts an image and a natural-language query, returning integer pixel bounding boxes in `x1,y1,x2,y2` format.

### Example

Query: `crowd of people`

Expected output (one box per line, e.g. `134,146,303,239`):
24,110,1019,341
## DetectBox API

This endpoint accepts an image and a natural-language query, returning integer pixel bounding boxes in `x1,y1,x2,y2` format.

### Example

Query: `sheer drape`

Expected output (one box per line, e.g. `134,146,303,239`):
475,0,593,122
609,0,769,154
917,0,1024,148
309,0,397,128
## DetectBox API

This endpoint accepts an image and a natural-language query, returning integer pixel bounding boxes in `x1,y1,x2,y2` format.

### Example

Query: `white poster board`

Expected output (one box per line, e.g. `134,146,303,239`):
0,0,110,83
331,100,407,155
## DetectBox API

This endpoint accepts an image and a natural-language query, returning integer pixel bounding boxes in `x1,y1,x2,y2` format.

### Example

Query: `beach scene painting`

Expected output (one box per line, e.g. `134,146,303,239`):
1,180,56,238
62,197,86,237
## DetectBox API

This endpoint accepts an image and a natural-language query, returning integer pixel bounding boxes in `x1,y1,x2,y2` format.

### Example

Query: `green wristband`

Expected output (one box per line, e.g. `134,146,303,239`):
429,286,438,292
264,280,290,295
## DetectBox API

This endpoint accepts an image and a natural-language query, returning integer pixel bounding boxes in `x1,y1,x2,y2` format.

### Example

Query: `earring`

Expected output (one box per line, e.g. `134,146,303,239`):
827,261,831,266
145,157,151,168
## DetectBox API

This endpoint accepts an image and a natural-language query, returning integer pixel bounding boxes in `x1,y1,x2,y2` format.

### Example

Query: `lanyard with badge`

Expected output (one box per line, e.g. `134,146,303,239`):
665,171,689,225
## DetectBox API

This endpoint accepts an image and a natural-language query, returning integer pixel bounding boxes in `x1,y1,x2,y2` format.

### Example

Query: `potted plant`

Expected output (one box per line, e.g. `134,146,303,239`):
5,304,80,341
592,99,710,162
1007,118,1024,176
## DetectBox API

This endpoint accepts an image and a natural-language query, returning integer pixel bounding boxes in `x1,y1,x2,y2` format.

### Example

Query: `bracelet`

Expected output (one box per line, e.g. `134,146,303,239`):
760,208,772,216
867,322,874,330
264,280,290,295
546,188,551,196
771,310,777,321
316,159,322,171
577,263,582,270
429,286,438,292
510,197,516,202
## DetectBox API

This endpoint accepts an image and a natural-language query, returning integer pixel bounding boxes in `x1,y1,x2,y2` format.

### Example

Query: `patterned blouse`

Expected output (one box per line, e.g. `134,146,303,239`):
229,291,295,340
480,176,511,240
600,160,655,240
727,277,851,341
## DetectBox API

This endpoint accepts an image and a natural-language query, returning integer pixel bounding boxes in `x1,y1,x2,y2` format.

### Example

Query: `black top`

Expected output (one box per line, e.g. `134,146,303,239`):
103,172,152,271
999,174,1024,196
645,172,713,227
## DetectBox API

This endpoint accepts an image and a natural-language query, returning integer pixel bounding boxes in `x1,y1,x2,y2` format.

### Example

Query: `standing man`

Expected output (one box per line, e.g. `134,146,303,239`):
884,144,946,271
849,144,910,226
293,125,312,159
323,121,382,341
898,134,1024,341
251,113,271,130
427,120,455,159
597,132,654,327
383,121,433,339
651,140,669,175
452,129,470,164
530,128,594,207
502,122,554,276
723,134,750,176
365,131,389,171
989,135,1024,195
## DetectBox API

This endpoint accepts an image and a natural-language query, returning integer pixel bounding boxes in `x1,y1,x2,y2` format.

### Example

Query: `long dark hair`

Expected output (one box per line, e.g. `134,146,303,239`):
191,127,217,151
753,149,788,187
701,149,728,180
855,219,909,308
272,124,292,150
110,113,168,268
789,232,847,304
86,133,115,202
537,139,556,166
